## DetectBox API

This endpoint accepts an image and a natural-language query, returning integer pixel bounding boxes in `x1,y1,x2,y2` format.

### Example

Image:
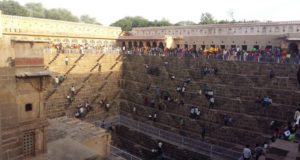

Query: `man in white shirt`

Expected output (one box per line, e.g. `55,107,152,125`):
54,76,59,88
242,145,252,160
65,56,69,65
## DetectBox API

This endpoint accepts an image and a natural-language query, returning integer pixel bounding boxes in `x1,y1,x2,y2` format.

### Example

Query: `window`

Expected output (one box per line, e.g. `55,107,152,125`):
25,103,32,112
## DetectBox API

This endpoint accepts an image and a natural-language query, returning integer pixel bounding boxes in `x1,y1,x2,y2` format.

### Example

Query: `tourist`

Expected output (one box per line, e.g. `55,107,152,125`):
170,74,175,80
297,66,300,86
201,127,206,140
209,97,215,109
75,110,80,118
133,106,136,113
150,99,155,108
255,96,261,105
294,109,300,126
105,103,110,111
176,86,181,92
65,56,69,65
254,144,263,160
180,86,186,96
59,75,65,83
206,90,214,100
157,142,165,160
155,86,161,99
190,107,195,119
70,85,76,96
153,113,158,122
108,123,115,132
262,96,272,114
85,101,91,111
224,114,231,126
148,114,152,121
269,69,275,79
146,83,152,90
242,145,252,160
184,78,191,84
54,76,59,88
198,89,202,95
66,95,73,104
98,63,102,72
195,107,200,119
77,103,83,109
100,120,105,128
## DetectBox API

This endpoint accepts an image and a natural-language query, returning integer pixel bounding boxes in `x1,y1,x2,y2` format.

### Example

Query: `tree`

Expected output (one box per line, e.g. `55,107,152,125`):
80,15,100,24
111,16,151,31
0,0,29,16
45,8,79,22
151,18,172,27
25,2,46,18
199,12,216,24
174,21,196,26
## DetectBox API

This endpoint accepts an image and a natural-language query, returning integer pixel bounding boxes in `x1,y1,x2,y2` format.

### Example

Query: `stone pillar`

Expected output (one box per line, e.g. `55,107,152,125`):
0,10,2,38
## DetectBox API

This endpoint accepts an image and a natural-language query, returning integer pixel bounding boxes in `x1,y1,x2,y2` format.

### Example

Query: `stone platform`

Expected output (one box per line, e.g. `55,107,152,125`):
32,117,111,160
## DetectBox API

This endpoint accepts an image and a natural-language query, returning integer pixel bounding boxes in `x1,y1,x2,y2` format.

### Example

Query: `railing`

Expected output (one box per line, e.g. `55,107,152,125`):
109,145,142,160
116,115,241,160
43,48,121,54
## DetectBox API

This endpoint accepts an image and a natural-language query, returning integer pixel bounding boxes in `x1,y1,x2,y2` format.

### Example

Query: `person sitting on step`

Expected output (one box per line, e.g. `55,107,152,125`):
85,101,91,111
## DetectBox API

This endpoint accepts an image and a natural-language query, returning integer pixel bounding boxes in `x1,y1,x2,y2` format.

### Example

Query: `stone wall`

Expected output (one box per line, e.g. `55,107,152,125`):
117,55,299,158
1,14,121,39
44,53,122,122
131,22,300,37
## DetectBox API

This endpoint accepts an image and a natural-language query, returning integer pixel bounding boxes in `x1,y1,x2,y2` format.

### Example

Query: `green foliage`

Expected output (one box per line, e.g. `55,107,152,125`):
80,15,100,24
150,18,172,27
199,12,216,24
174,21,196,26
0,0,29,16
25,2,45,18
111,16,150,31
0,0,98,23
111,16,172,31
45,8,79,22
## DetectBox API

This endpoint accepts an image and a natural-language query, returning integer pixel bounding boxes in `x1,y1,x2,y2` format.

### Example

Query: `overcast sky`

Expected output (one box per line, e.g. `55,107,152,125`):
16,0,300,26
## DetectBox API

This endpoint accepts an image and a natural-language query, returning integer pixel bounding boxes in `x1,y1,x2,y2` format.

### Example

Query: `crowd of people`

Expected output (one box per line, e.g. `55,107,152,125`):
123,46,300,65
46,42,121,54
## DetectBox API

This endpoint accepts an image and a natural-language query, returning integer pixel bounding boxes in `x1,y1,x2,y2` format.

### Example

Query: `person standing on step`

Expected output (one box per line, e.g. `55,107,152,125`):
254,143,263,160
65,56,69,66
54,76,59,88
201,127,206,140
209,97,215,109
294,108,300,127
98,63,101,72
157,142,165,160
70,85,76,96
242,145,252,160
297,66,300,86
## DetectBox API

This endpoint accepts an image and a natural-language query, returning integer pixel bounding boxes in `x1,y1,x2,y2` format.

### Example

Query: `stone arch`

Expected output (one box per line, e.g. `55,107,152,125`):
128,41,133,49
146,42,151,47
158,42,164,49
289,43,299,54
139,41,144,48
152,41,157,47
133,41,138,48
